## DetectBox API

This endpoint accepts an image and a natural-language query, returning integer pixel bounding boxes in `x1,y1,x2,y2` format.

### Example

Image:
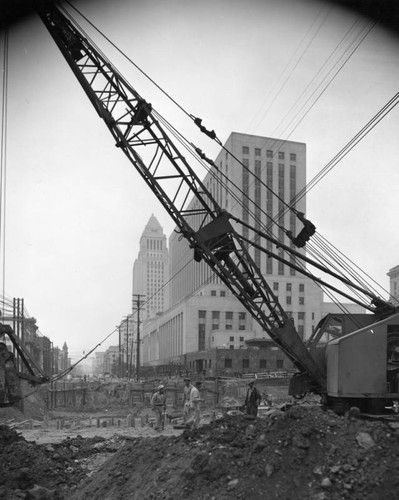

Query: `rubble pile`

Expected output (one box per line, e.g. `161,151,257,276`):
0,425,122,499
72,405,399,500
1,405,399,499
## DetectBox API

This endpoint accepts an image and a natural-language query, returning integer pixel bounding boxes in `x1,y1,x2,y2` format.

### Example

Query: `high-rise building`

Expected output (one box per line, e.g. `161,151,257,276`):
168,132,323,342
124,215,169,375
132,214,169,319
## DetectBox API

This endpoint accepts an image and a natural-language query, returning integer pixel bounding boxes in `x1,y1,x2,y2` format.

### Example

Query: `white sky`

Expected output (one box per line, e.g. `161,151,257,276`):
2,0,399,361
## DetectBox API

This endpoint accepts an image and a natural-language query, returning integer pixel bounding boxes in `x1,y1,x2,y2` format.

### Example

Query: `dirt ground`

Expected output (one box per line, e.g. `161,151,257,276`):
1,398,399,499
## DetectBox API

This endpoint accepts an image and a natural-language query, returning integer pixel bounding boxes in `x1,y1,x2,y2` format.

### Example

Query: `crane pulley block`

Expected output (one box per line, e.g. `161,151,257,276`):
131,100,152,126
193,117,217,140
286,212,316,248
193,212,235,263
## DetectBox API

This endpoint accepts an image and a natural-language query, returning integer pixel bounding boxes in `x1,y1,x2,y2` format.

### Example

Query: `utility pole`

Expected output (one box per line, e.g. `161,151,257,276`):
125,316,129,380
117,324,123,378
133,294,145,381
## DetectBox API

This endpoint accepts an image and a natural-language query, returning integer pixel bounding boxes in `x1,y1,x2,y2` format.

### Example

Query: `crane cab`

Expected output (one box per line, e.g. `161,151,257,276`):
326,312,399,414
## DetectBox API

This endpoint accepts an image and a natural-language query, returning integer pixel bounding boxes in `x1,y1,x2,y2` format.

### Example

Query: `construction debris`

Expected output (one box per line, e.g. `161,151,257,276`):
1,403,399,499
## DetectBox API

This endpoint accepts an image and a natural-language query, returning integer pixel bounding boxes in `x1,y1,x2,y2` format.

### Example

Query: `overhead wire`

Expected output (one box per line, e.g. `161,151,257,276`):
0,27,9,317
248,3,333,133
271,18,375,140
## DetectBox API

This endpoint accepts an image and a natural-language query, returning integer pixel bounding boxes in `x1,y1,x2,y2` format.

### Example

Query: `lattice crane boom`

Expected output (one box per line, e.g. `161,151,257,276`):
37,2,326,392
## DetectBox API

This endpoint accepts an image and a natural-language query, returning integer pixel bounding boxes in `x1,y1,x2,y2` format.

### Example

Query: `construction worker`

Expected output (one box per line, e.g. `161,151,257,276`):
182,377,194,424
191,381,204,429
151,384,166,430
244,379,262,417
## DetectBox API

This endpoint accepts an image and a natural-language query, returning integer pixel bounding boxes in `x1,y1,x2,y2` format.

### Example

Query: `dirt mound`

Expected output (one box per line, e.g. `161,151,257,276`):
0,425,122,499
71,405,399,500
1,405,399,499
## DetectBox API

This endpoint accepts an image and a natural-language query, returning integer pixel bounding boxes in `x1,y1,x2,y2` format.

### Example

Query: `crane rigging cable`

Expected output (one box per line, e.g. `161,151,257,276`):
289,90,399,203
156,97,392,312
237,15,376,223
267,91,399,301
226,14,375,212
248,3,334,133
270,18,376,141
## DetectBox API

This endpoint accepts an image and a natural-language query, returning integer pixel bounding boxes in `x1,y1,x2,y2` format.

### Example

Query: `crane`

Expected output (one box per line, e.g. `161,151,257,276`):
2,1,398,413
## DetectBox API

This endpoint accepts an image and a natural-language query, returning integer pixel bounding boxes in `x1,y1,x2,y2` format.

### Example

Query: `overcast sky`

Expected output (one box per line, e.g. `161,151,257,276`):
2,0,399,361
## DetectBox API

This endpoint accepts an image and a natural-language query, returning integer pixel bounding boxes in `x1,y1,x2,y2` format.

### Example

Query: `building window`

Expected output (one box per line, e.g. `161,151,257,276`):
198,324,205,351
278,151,285,160
239,325,245,331
212,311,220,319
298,312,305,320
211,290,217,296
290,153,296,161
266,149,273,158
226,324,233,330
239,312,246,320
277,359,284,369
286,296,292,305
229,336,234,342
239,336,244,342
243,359,250,368
273,282,279,291
198,310,206,318
299,284,305,293
226,311,233,320
220,290,226,297
298,325,304,337
230,345,234,349
260,359,267,369
255,148,261,156
242,146,249,155
299,297,305,305
212,324,219,331
225,358,232,368
286,283,292,292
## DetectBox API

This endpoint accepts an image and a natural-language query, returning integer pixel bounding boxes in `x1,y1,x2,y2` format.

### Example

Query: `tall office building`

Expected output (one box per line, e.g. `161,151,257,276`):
132,214,169,320
168,132,322,341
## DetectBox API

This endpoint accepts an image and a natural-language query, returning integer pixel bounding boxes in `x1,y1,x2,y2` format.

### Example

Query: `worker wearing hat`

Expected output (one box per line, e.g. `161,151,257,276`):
244,379,262,417
151,384,166,430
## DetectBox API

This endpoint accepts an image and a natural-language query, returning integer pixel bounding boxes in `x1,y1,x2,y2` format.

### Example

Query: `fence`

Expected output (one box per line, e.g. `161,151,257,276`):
45,376,290,410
